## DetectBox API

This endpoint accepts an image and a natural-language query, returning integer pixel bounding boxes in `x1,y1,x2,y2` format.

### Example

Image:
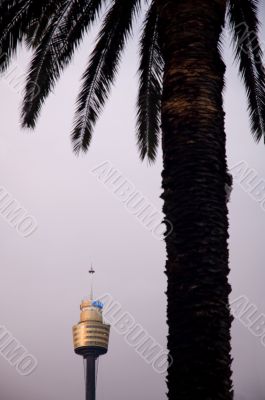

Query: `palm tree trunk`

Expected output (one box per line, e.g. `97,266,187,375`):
157,1,233,399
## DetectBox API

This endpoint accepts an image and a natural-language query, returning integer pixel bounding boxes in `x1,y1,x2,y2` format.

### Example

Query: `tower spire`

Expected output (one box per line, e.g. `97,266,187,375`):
88,265,95,300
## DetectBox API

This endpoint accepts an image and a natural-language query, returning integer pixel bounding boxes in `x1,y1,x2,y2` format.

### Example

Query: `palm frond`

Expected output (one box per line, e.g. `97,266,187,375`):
72,0,141,153
227,0,265,142
21,0,105,128
25,1,65,48
0,0,33,71
56,0,106,62
137,0,163,163
21,0,73,128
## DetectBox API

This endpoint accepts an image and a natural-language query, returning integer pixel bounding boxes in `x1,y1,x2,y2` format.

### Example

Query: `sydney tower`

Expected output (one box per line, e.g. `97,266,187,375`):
72,273,110,400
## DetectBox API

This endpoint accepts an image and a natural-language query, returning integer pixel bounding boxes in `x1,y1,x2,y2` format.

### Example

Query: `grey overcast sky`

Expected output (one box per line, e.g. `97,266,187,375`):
1,3,265,400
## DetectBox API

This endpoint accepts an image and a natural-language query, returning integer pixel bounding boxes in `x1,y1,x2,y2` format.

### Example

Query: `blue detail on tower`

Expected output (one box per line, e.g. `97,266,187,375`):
92,300,104,309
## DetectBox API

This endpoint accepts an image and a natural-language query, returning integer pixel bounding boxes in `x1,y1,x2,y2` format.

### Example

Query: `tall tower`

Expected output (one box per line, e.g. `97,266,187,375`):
73,270,110,400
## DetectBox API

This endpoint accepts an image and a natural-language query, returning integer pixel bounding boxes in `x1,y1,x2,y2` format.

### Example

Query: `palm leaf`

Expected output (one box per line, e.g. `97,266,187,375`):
25,1,66,48
0,0,33,71
227,0,265,142
72,0,141,153
21,0,105,128
137,0,163,162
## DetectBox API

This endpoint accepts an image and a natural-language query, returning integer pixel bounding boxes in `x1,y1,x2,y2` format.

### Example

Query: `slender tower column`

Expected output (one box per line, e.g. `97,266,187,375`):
85,356,96,400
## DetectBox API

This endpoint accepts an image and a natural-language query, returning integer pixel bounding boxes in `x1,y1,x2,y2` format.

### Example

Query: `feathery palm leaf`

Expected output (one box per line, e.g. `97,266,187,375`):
227,0,265,141
21,0,75,128
137,0,163,162
71,0,141,153
21,0,105,128
0,0,33,71
25,1,65,47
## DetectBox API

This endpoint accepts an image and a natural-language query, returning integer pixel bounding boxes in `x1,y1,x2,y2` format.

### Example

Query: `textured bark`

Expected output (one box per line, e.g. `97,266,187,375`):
157,1,233,399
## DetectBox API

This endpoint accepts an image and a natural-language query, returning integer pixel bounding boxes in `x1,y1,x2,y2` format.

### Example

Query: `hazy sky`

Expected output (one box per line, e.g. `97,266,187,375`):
1,3,265,400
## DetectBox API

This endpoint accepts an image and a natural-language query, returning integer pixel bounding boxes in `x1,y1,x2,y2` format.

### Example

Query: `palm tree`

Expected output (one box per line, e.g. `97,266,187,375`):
1,0,265,398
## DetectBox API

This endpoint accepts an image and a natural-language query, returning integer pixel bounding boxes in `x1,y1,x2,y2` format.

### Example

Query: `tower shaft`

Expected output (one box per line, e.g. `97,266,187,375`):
85,356,96,400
